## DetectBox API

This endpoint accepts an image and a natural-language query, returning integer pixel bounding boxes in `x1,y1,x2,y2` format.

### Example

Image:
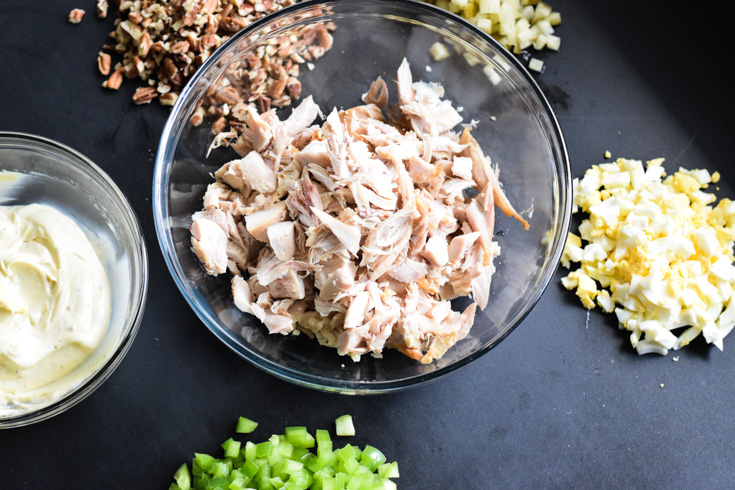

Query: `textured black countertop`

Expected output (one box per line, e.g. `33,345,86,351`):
2,1,734,488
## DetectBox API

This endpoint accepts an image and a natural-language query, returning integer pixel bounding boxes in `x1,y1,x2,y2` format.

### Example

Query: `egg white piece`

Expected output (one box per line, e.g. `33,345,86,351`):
562,157,734,355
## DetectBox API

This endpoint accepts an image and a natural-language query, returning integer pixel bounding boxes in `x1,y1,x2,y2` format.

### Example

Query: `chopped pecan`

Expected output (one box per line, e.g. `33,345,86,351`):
132,86,158,104
199,34,219,52
128,10,143,24
68,8,85,24
190,113,204,127
159,92,178,106
201,0,218,15
98,52,112,76
102,68,124,90
170,41,190,55
286,80,301,99
269,78,288,99
211,116,227,135
215,86,242,106
96,0,108,19
137,31,152,57
96,0,334,139
255,95,271,114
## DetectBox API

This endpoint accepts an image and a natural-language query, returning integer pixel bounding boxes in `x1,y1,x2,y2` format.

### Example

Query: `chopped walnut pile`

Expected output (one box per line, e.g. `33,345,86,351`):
98,0,335,116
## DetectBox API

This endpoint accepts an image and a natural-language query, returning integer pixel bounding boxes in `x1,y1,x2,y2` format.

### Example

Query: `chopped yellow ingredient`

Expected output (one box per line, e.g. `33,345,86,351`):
562,157,735,356
423,0,561,55
429,42,451,61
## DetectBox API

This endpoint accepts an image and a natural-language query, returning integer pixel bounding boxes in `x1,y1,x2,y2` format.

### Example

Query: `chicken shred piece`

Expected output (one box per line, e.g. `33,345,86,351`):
191,60,528,363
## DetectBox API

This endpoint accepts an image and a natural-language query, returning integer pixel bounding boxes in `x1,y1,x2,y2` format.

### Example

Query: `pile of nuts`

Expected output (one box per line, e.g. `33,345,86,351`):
97,0,334,126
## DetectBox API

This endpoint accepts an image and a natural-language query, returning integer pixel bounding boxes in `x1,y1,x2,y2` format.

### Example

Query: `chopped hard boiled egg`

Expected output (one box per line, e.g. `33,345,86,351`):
562,157,735,355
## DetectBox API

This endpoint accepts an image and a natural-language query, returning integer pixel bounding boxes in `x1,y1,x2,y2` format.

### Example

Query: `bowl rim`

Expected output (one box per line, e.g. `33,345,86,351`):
0,131,149,427
153,0,571,394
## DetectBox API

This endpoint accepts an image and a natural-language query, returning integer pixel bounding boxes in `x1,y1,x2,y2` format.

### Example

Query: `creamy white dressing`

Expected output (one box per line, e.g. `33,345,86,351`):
0,203,111,412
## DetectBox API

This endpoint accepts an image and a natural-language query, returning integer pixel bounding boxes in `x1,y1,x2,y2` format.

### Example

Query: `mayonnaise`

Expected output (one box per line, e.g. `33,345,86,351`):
0,203,111,413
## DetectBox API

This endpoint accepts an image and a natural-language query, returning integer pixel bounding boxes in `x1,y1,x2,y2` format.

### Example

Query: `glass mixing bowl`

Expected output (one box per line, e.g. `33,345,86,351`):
153,0,570,394
0,132,148,427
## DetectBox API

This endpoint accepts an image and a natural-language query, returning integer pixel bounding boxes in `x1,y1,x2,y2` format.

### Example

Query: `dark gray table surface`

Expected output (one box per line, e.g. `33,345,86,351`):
2,1,734,488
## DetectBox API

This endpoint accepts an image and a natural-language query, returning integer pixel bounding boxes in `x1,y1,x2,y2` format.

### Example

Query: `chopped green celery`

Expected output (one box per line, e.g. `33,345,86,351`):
177,417,396,490
278,441,295,458
244,441,257,462
281,483,307,490
195,453,217,473
335,445,359,474
255,463,274,490
269,476,285,489
285,427,316,449
359,446,386,472
226,456,244,471
345,473,374,490
241,460,260,480
335,450,359,475
377,478,397,490
307,448,336,473
212,461,230,479
267,448,286,469
376,462,399,479
193,473,208,490
288,467,314,489
228,469,244,483
204,476,230,489
291,447,310,461
228,475,247,490
236,417,259,434
255,441,273,458
336,445,356,461
301,453,316,466
313,466,336,480
335,472,350,488
281,458,304,475
222,438,242,459
315,430,332,446
335,415,355,437
174,463,192,490
320,476,337,490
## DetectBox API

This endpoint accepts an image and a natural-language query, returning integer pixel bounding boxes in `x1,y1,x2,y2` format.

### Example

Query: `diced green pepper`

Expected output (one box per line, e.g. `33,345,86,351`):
335,415,355,437
195,453,216,473
255,441,273,459
241,460,260,480
376,462,399,479
285,427,316,449
236,417,259,434
204,476,229,489
212,461,230,479
359,446,386,472
228,475,247,490
174,463,192,490
222,438,242,459
173,416,396,490
243,441,256,462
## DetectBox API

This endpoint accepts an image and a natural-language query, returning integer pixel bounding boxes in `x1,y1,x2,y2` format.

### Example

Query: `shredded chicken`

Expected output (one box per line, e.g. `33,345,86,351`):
191,60,528,363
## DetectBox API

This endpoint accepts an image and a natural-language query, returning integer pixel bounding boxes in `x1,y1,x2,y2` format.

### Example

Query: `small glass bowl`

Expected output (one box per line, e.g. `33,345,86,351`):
0,132,148,427
154,0,571,394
